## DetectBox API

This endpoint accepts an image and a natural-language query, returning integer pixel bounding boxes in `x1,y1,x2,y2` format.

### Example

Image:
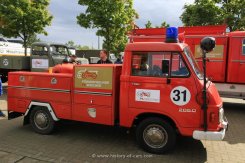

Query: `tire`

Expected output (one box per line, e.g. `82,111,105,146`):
136,117,176,154
29,107,55,135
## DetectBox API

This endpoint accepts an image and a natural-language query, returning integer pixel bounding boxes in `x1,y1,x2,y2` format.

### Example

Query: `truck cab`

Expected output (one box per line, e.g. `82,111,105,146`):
31,42,70,72
119,41,227,152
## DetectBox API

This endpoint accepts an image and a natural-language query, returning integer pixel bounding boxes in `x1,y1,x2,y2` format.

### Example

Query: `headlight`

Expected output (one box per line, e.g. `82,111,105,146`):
219,107,224,123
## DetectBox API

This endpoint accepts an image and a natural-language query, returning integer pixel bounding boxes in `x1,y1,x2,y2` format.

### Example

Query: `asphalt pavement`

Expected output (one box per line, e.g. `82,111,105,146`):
0,83,245,163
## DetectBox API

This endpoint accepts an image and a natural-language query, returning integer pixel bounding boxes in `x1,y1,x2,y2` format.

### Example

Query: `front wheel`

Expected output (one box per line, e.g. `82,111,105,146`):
136,118,176,154
30,107,55,135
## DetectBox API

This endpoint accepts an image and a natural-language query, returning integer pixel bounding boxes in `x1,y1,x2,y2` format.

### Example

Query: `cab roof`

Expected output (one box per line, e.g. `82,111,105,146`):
125,42,188,52
32,42,68,47
228,31,245,37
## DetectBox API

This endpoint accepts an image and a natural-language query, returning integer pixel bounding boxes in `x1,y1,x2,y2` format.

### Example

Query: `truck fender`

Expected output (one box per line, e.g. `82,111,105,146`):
25,102,59,121
132,113,179,131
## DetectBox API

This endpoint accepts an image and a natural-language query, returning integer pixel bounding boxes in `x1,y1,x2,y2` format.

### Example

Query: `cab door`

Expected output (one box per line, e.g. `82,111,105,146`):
31,45,50,72
238,38,245,83
227,37,245,83
128,51,200,128
50,46,68,66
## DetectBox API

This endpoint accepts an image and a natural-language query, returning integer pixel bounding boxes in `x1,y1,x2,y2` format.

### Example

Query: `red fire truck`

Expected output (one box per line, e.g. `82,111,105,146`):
7,28,228,154
130,25,245,99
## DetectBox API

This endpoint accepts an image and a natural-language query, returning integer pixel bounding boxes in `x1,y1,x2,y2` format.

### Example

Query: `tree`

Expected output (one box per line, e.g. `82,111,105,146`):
180,0,245,31
65,40,90,50
65,40,76,48
77,45,90,50
77,0,137,55
146,20,170,28
215,0,245,31
145,20,153,28
160,21,170,28
0,0,53,55
26,34,41,47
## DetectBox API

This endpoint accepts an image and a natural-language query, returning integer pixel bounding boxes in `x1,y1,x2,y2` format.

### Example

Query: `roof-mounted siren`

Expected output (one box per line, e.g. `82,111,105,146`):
166,27,179,43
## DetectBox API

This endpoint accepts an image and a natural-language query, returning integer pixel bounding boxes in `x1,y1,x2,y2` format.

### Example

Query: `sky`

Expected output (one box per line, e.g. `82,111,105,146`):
38,0,195,49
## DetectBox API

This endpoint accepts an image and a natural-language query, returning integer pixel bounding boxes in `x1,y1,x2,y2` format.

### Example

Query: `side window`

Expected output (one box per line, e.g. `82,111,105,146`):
32,46,48,56
171,53,189,77
131,52,171,77
51,46,68,56
57,46,69,56
132,52,190,78
243,39,245,55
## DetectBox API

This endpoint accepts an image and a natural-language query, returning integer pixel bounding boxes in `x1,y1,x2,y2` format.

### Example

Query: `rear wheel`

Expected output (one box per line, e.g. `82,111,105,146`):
136,117,176,154
30,107,55,134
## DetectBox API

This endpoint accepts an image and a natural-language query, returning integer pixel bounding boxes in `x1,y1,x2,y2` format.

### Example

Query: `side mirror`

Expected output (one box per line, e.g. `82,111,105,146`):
162,60,170,75
200,37,216,53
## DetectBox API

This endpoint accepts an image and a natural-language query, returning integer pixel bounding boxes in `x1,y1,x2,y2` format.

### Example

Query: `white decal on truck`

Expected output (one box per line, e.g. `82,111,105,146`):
32,59,49,69
170,86,191,106
3,59,9,66
136,89,160,103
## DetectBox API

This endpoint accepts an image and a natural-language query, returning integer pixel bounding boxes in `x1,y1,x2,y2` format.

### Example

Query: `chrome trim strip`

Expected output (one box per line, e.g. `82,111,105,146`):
230,36,245,38
8,86,70,93
231,60,245,63
74,90,112,96
196,59,224,62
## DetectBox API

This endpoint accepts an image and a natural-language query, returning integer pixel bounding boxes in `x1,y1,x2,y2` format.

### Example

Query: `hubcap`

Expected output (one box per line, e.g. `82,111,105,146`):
34,111,49,130
143,124,168,149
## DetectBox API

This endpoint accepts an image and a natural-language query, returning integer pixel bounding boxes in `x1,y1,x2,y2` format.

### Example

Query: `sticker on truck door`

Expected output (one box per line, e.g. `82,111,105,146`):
32,59,49,69
136,89,160,103
170,86,191,106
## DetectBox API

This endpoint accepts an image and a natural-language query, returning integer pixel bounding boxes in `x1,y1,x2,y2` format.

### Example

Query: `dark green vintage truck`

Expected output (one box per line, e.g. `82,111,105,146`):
0,42,80,83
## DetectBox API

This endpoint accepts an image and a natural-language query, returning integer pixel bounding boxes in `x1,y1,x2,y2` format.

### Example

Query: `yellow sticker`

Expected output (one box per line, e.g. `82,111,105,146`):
195,45,224,59
75,66,113,90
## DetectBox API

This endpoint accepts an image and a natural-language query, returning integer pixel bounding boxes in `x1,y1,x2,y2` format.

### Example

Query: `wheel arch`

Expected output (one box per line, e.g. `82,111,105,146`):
24,101,59,125
133,112,179,131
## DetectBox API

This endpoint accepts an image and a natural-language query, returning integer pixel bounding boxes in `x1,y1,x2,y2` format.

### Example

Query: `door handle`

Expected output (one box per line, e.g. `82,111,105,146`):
132,82,141,86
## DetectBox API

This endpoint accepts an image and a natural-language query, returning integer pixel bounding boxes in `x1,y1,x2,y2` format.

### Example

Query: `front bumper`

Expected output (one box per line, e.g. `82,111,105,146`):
193,118,228,141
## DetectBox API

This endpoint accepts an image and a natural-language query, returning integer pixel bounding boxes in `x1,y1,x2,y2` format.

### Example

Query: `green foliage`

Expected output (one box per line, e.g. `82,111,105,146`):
77,45,90,50
77,0,137,55
145,21,153,28
160,21,170,28
146,20,170,28
65,40,76,48
180,0,245,31
26,34,41,47
65,40,90,50
0,0,53,55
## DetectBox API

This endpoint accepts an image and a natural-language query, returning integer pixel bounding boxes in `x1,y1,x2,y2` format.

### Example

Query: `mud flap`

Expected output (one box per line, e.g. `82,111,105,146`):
8,111,24,120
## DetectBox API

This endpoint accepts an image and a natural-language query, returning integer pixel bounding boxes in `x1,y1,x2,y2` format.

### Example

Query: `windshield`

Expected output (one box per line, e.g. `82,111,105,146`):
184,47,203,79
32,46,48,56
50,45,69,56
0,38,7,42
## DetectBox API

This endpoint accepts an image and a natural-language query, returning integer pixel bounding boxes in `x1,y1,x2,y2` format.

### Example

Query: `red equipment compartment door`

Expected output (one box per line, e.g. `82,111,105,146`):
8,72,72,119
72,65,121,126
185,36,228,82
227,36,245,83
127,51,200,128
